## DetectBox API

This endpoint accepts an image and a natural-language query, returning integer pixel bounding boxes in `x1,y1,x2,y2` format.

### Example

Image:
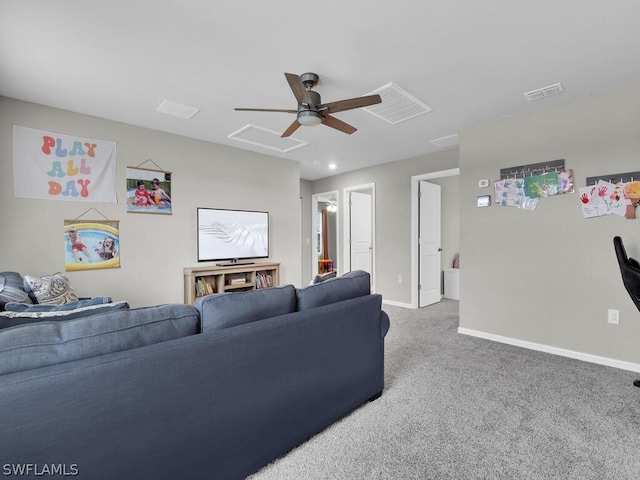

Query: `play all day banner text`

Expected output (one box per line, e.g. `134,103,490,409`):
13,126,117,203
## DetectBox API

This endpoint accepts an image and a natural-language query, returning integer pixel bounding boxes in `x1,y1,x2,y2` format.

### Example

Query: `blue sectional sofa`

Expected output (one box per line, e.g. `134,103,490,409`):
0,270,389,480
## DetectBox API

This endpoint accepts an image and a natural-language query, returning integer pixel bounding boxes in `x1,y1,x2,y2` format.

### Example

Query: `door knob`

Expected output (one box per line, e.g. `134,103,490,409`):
438,248,442,252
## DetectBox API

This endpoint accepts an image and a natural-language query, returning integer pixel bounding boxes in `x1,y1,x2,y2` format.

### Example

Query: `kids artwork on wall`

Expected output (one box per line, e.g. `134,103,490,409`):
494,159,574,211
13,126,117,203
578,180,628,218
64,220,120,272
126,166,172,215
582,172,640,220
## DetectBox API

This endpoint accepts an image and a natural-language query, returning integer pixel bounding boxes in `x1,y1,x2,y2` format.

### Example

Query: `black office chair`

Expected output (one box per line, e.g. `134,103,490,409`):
613,236,640,387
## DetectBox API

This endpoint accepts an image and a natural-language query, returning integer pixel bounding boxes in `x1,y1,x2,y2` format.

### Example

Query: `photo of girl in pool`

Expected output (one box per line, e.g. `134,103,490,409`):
64,220,120,271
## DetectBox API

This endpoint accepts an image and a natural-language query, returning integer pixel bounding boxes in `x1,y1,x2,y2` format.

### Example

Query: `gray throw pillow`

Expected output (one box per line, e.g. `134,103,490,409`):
296,270,371,311
23,272,79,305
0,272,32,310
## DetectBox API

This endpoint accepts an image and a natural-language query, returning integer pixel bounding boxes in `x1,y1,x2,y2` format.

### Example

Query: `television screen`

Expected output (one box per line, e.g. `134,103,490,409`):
197,208,269,263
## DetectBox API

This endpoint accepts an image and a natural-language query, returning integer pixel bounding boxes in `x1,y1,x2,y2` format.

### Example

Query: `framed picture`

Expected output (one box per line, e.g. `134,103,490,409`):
64,220,120,271
126,166,172,214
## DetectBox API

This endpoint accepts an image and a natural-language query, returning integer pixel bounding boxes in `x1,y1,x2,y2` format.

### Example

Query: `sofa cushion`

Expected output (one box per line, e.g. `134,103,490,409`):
195,284,296,332
0,272,32,310
0,300,129,330
296,270,371,311
0,303,200,375
23,272,79,305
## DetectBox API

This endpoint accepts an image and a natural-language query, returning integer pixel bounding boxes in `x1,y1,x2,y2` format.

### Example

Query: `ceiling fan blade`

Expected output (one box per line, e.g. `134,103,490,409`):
321,114,357,135
281,119,302,138
285,73,313,106
319,94,382,114
234,108,297,113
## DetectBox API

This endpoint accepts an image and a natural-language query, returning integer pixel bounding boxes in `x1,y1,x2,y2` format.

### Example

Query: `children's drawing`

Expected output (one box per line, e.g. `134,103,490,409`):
558,169,575,194
494,178,525,207
524,172,560,198
579,180,628,218
623,180,640,219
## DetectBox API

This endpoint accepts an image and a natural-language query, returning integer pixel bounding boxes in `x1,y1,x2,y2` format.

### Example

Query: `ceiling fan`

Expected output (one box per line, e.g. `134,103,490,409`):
234,72,382,138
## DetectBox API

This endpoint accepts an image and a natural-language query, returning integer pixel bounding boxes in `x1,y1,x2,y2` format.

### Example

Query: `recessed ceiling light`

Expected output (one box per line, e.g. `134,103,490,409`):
328,163,337,170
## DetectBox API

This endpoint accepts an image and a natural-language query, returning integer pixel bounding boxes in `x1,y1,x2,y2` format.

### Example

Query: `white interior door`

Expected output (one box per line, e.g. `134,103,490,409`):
349,191,372,273
419,181,441,307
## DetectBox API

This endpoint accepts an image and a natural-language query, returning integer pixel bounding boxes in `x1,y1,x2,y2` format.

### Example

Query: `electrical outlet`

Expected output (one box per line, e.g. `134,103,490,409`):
398,275,403,284
608,309,619,325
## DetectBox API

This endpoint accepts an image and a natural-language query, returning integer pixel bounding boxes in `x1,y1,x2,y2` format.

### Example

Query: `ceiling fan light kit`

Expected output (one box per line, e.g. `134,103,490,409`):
234,72,382,137
297,110,323,126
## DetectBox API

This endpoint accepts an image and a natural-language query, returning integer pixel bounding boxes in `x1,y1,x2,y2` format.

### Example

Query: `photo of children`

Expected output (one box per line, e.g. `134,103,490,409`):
67,227,95,263
64,221,120,271
126,167,172,214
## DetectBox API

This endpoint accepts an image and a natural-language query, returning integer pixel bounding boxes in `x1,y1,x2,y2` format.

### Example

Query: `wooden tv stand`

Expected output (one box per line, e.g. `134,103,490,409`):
184,262,280,304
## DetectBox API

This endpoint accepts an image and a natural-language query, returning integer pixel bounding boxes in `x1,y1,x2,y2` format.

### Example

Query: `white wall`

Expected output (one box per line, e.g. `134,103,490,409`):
459,81,640,367
311,148,459,305
0,97,302,307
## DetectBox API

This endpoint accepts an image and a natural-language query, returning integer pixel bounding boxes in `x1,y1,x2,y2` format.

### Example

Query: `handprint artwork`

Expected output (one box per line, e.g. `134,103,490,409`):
579,180,629,218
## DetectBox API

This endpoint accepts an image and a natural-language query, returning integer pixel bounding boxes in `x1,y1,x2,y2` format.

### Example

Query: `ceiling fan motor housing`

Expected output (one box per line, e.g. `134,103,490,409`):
301,90,321,108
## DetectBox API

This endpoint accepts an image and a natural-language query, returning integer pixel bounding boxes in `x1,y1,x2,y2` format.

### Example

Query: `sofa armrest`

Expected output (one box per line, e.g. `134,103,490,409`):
380,310,390,338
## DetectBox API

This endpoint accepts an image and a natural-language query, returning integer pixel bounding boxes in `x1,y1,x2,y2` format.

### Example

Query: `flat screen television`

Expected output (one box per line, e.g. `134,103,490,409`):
197,207,269,265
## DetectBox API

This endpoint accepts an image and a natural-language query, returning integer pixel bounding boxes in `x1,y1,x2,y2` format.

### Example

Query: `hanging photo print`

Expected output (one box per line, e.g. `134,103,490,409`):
126,166,172,214
64,220,120,271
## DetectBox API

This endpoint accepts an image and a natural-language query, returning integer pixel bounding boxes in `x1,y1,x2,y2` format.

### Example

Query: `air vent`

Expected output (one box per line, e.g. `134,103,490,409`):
431,133,459,149
523,82,564,102
156,100,200,119
363,83,433,124
228,124,308,153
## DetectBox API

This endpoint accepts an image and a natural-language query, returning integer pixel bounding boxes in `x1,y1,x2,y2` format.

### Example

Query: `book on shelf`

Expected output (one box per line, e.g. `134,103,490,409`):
255,273,273,288
195,278,214,297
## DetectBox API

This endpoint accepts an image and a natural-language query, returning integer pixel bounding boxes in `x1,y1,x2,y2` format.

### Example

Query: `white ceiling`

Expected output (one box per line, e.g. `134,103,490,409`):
1,1,639,181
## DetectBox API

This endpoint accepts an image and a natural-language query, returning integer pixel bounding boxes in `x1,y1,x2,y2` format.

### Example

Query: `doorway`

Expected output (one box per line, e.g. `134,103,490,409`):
419,180,442,307
410,168,460,308
311,191,339,281
343,183,375,292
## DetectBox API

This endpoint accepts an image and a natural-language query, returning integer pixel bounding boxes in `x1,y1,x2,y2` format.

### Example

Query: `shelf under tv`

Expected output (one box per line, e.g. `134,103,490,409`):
183,262,280,304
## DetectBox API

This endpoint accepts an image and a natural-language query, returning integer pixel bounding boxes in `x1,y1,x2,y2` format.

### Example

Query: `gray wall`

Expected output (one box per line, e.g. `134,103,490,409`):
311,148,459,305
1,97,302,307
300,179,312,284
459,81,640,365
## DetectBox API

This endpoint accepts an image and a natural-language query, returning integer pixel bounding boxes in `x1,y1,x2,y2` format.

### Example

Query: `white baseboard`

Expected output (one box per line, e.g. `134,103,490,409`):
458,327,640,374
382,299,414,309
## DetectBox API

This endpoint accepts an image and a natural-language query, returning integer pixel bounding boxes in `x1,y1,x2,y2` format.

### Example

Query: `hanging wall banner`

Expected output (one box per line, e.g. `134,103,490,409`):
13,125,117,203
